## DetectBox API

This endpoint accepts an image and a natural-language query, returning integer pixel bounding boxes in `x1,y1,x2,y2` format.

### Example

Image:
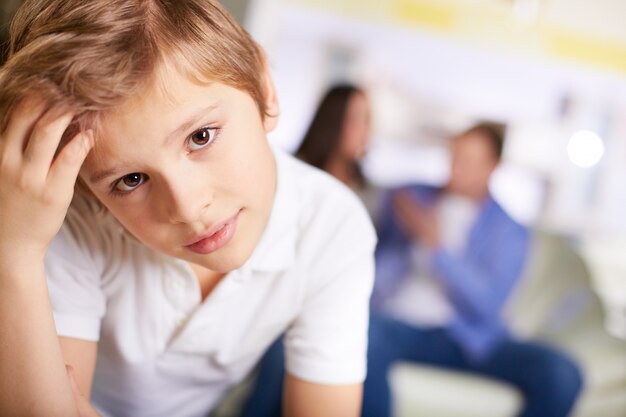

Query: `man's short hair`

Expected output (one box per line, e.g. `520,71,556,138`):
459,122,506,161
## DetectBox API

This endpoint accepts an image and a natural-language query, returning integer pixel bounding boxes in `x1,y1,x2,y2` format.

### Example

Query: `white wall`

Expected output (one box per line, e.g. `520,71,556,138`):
247,1,626,234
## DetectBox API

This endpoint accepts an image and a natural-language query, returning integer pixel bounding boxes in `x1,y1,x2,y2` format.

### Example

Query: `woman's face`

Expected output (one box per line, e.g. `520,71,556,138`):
339,92,371,162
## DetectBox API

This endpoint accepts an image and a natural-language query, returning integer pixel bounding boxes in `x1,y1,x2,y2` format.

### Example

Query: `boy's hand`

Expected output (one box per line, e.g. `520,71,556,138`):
0,98,94,261
66,366,101,417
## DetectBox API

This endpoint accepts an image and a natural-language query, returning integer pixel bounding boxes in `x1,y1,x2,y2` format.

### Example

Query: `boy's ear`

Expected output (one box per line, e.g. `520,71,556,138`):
261,59,280,133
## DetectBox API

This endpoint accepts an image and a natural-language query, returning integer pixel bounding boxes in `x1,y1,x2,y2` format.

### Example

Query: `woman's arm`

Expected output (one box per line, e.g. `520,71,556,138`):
284,375,362,417
0,98,94,416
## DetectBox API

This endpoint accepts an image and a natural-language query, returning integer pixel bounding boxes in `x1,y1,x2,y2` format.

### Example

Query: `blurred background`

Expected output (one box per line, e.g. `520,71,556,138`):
1,1,624,416
239,0,626,329
223,1,626,416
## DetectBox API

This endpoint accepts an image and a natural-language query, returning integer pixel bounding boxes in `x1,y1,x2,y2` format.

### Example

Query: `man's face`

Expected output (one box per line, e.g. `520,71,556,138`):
79,66,277,274
447,132,498,198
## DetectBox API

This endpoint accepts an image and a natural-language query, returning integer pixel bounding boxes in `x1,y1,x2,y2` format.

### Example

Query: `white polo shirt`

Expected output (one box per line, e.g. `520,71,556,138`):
45,147,376,417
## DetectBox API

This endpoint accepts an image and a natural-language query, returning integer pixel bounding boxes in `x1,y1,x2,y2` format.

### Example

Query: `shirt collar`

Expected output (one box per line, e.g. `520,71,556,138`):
242,145,298,274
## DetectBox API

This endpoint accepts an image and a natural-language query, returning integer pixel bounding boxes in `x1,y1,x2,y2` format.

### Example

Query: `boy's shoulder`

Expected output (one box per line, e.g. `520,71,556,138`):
273,149,376,250
264,148,376,285
274,148,370,223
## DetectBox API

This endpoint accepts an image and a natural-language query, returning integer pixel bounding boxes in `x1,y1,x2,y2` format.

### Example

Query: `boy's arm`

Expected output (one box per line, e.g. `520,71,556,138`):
0,263,80,417
59,337,98,401
66,364,102,417
283,375,362,417
281,186,376,417
0,98,94,416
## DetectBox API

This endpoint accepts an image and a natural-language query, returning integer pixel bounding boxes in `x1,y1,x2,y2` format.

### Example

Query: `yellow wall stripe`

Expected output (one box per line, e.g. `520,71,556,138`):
286,0,626,75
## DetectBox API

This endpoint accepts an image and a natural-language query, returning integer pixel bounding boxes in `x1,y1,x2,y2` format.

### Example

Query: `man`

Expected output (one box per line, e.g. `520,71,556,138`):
365,123,583,417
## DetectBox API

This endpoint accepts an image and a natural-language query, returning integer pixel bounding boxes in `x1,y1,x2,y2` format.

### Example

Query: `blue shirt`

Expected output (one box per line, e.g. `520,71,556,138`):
372,185,530,362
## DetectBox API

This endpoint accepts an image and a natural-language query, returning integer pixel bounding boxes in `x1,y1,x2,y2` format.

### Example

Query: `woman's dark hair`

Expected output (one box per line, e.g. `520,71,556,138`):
296,84,366,185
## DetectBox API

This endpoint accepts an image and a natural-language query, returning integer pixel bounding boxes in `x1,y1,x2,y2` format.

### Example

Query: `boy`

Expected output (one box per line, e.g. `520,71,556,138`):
0,1,376,416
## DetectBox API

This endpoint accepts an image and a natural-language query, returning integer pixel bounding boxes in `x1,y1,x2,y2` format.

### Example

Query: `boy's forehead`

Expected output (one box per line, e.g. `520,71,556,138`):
92,77,251,159
102,69,219,128
111,66,201,113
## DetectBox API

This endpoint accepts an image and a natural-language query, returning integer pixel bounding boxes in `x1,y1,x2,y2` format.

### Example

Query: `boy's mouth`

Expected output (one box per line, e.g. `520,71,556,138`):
184,210,241,255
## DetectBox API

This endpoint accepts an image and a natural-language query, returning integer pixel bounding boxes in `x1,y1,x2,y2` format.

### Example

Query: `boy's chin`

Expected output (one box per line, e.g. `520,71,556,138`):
186,246,253,274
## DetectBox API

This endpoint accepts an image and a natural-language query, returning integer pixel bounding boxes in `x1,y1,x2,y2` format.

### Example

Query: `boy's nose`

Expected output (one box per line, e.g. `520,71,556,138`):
163,178,213,224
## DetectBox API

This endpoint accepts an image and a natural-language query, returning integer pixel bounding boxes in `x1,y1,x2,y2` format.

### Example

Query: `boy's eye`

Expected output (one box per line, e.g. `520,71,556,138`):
114,173,146,192
188,127,217,151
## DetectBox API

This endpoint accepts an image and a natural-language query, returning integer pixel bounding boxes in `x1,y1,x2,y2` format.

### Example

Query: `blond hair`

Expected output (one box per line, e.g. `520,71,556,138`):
0,0,268,134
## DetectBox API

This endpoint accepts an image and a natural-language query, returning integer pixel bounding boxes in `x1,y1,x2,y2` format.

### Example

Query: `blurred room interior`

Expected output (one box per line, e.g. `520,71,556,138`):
1,0,624,416
226,0,626,416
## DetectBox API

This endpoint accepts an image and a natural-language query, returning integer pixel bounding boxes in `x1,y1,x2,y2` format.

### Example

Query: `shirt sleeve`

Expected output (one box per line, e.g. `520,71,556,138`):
285,189,377,385
44,197,109,341
431,215,530,322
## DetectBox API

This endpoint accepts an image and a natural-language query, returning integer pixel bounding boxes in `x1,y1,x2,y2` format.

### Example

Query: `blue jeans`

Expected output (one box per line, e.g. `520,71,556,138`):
240,315,583,417
240,336,285,417
363,314,583,417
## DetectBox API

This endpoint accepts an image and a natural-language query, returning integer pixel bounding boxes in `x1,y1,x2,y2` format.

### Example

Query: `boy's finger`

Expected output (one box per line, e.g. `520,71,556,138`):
47,130,94,194
23,109,75,178
65,365,78,392
66,365,102,417
1,97,47,158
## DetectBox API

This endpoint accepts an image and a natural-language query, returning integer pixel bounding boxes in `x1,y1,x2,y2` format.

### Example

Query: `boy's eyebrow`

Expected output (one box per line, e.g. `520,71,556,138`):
164,102,221,145
89,103,221,185
89,166,124,185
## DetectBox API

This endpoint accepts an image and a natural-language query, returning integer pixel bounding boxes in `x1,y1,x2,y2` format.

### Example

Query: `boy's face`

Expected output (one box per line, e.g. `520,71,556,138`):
79,67,277,274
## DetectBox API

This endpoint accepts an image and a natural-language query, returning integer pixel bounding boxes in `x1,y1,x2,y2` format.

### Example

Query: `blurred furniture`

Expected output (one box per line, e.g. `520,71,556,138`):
579,238,626,341
390,230,626,417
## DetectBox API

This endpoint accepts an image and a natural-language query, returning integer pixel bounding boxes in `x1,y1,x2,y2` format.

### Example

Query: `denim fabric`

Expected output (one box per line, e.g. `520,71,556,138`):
362,314,583,417
373,186,530,361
